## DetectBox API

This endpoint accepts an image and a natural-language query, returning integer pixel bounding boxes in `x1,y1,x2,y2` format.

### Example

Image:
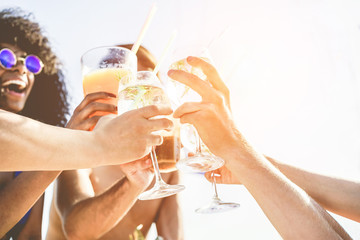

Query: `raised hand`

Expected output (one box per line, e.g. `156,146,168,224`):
66,92,117,131
170,56,243,159
93,105,174,164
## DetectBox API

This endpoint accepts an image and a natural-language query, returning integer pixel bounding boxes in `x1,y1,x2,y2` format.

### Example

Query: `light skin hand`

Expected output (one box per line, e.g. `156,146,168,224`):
66,91,156,190
119,157,154,191
170,56,243,161
93,104,174,164
169,57,351,240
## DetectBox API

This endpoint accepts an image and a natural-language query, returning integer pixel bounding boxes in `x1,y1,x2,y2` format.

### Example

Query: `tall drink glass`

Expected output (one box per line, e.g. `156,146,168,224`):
81,46,137,116
118,71,185,200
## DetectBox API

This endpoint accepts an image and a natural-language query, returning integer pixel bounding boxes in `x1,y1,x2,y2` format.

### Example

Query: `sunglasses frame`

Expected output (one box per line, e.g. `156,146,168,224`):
0,48,44,75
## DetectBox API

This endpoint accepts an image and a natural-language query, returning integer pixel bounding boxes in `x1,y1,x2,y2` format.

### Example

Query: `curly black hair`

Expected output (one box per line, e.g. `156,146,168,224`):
0,8,70,127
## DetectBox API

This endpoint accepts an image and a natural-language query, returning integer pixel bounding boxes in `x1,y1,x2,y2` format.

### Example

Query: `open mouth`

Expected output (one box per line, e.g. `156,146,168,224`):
1,80,27,94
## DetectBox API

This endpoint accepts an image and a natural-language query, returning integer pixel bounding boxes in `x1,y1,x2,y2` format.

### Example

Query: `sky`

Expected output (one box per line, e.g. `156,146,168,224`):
1,0,360,239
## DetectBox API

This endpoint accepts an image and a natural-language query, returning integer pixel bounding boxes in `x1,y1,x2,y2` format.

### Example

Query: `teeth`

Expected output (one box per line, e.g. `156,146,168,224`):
2,80,27,90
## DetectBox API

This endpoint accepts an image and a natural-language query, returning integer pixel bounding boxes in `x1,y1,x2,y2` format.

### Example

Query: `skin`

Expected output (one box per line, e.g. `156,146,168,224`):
209,155,360,223
0,44,174,238
47,63,182,240
0,43,59,239
170,56,352,240
0,43,35,112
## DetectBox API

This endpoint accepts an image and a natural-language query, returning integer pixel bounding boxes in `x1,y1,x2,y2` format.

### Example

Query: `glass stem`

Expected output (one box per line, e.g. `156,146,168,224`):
194,127,202,154
150,147,164,184
211,171,220,201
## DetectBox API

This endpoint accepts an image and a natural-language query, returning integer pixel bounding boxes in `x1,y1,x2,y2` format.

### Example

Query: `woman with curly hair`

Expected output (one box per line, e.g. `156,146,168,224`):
0,7,70,239
0,8,175,239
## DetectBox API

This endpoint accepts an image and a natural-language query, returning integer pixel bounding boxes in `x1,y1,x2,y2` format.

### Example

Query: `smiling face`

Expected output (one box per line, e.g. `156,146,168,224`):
0,43,35,113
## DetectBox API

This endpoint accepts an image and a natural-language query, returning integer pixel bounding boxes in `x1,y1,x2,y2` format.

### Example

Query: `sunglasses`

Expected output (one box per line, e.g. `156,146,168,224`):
0,48,44,75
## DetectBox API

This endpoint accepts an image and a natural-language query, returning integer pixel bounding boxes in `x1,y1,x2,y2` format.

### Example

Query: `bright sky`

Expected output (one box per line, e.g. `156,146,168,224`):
1,0,360,239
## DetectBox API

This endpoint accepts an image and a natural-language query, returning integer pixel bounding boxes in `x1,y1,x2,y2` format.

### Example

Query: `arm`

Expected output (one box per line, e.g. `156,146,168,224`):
56,159,153,240
155,171,183,240
16,194,44,240
0,171,60,236
266,156,360,222
0,103,172,171
170,56,352,240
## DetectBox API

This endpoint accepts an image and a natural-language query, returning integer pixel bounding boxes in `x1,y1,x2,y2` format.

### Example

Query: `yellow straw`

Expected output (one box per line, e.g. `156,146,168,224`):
153,30,177,76
131,2,158,54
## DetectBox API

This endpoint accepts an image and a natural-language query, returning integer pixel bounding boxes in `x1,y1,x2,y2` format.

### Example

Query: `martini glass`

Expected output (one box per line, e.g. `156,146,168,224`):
167,45,224,173
167,45,240,213
195,171,240,213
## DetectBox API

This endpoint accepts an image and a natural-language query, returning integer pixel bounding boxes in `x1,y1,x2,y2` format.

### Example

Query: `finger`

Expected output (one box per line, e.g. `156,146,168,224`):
128,158,153,171
75,92,116,113
136,153,151,161
137,105,173,119
168,69,218,101
187,56,229,95
79,102,117,119
173,102,204,119
148,134,163,146
147,117,174,132
204,170,223,183
187,56,231,108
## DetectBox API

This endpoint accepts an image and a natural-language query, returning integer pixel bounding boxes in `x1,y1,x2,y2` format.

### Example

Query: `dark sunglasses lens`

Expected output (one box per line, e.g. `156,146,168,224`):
0,49,16,68
25,55,42,74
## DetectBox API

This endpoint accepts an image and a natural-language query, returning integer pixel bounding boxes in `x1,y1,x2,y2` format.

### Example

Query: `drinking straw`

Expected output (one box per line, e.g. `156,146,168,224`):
131,2,158,54
153,30,177,76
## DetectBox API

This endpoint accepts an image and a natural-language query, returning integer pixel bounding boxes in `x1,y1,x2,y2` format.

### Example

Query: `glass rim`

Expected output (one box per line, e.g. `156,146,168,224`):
80,45,136,65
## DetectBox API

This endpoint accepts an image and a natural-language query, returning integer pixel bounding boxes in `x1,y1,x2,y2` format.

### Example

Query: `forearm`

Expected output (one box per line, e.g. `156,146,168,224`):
266,156,360,222
0,171,60,236
63,178,144,240
16,195,44,240
222,146,350,240
0,110,103,171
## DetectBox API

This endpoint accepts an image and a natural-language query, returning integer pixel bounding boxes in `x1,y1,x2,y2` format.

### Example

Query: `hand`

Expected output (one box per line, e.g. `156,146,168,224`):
204,167,242,185
120,155,154,190
67,92,117,131
170,56,243,158
93,105,174,164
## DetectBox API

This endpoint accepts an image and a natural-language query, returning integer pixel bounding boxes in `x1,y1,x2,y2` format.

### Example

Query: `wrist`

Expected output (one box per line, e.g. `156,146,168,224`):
86,131,108,168
220,139,268,179
127,178,150,195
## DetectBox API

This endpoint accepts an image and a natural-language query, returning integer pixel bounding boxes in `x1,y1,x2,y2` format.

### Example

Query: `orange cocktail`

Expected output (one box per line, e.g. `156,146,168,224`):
83,68,132,116
81,46,137,118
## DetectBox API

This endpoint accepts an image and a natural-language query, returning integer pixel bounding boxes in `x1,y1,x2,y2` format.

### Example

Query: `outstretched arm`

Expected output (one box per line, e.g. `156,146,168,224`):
266,156,360,222
56,159,153,239
0,102,172,171
170,56,352,240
